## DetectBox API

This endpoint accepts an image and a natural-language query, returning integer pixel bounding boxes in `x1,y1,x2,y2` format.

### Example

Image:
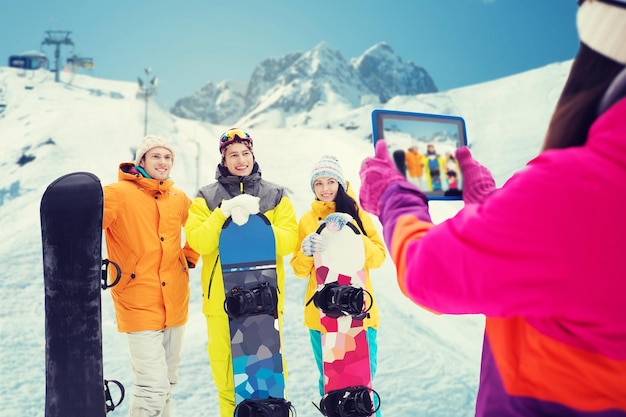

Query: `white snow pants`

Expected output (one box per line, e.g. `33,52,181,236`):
126,326,185,417
408,174,423,190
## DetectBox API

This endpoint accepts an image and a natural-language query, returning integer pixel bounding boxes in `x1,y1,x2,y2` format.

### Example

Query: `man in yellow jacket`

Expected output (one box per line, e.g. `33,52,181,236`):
103,135,199,417
184,128,298,417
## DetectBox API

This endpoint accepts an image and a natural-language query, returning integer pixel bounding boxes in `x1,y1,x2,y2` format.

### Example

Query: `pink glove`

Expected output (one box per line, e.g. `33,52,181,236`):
455,146,496,204
359,139,407,216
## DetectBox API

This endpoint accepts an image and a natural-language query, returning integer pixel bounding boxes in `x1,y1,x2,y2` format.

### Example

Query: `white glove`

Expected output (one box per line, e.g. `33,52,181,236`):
220,194,260,225
230,206,252,226
301,232,326,256
220,198,236,218
325,212,353,233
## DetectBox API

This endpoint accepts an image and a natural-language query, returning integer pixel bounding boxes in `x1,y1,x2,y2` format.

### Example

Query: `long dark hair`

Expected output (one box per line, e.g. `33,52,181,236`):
542,43,625,151
334,186,367,236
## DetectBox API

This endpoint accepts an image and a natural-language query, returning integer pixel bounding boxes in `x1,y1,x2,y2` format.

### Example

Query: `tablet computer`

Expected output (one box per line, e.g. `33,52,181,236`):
372,109,467,201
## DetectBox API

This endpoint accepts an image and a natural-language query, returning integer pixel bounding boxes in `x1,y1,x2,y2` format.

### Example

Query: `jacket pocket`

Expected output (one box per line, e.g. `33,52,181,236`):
112,252,139,293
178,251,190,277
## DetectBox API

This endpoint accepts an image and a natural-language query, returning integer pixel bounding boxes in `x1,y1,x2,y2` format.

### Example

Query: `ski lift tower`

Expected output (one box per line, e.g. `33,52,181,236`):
42,31,74,82
136,67,158,136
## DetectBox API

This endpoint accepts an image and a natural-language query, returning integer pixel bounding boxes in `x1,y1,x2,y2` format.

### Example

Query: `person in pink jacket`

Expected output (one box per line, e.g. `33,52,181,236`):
358,1,626,416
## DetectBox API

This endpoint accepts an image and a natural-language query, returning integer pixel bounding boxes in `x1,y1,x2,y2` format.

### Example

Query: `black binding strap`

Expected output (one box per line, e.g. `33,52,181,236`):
234,397,296,417
315,386,380,417
104,379,125,413
101,259,121,290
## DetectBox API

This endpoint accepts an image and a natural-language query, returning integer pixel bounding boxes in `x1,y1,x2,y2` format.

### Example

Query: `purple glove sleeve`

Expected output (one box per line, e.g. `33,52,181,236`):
455,146,496,204
359,140,407,216
378,182,432,249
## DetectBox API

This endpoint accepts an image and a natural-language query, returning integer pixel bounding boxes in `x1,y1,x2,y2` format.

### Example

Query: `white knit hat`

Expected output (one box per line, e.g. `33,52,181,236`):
134,135,175,166
577,0,626,64
310,155,347,192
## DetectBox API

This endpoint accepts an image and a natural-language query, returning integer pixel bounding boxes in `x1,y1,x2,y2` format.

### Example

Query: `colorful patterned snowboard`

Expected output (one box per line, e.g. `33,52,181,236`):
313,221,375,416
219,213,286,406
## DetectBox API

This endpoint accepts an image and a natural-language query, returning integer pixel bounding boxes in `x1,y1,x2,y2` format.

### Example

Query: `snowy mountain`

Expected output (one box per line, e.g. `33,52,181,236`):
167,80,247,125
0,58,571,417
353,43,438,103
170,42,437,128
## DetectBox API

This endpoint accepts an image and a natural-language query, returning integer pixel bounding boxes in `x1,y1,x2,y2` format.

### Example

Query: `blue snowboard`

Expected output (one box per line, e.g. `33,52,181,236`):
219,213,286,406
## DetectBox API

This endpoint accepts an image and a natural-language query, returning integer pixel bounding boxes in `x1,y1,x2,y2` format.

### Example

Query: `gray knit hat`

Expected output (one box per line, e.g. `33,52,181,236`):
134,135,175,166
310,155,347,192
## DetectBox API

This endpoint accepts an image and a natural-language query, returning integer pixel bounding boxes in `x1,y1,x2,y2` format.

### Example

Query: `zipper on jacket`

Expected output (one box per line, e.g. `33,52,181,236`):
207,255,219,300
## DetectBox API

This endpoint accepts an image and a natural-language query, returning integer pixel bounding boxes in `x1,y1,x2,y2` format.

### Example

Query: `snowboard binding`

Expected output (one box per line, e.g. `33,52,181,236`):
316,386,380,417
104,379,125,413
310,282,373,319
225,282,278,318
234,397,297,417
101,259,121,290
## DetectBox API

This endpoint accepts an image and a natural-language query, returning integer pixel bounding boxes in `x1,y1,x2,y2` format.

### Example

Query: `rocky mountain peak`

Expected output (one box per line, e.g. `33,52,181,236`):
170,42,438,128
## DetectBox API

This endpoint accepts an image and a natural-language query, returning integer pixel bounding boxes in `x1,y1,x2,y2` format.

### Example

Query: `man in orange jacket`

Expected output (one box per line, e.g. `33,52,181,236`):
405,145,424,189
103,135,199,417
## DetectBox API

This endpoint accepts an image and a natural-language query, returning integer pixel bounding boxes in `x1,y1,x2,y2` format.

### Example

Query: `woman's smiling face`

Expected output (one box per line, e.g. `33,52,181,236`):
313,176,339,202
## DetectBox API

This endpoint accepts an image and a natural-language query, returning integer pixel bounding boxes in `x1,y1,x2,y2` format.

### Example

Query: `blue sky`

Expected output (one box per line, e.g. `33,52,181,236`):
0,0,579,107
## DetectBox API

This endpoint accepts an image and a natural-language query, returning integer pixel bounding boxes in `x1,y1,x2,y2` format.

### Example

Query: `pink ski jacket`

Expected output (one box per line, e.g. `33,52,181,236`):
377,97,626,416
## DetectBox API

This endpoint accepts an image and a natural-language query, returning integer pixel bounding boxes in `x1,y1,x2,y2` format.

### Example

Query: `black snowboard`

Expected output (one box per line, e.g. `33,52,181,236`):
41,172,108,417
392,149,407,178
